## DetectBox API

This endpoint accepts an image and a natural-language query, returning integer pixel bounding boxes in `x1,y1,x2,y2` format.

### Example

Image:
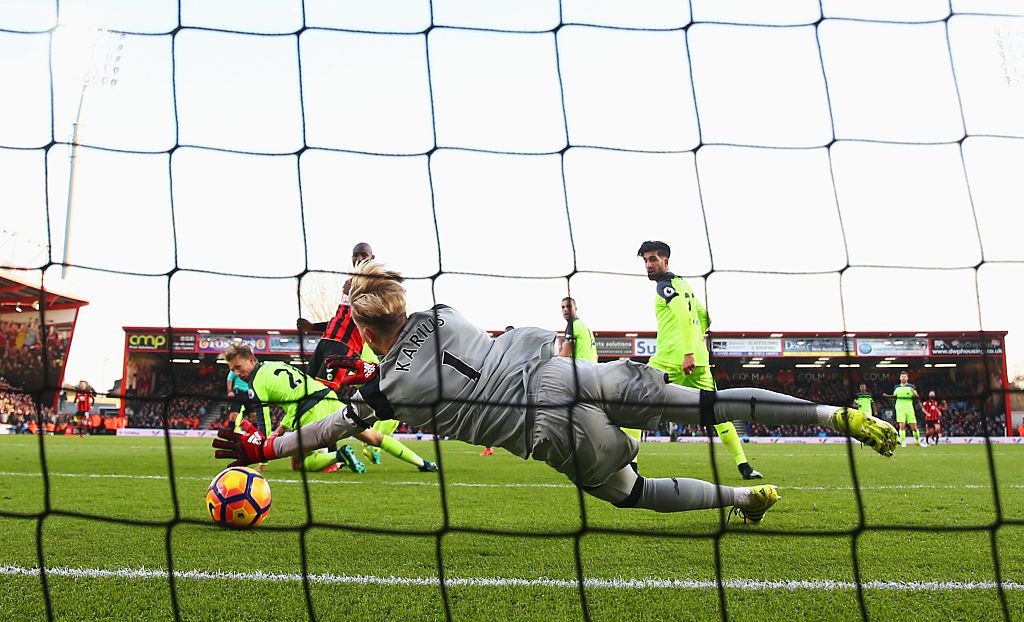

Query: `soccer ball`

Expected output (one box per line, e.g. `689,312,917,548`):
206,466,272,528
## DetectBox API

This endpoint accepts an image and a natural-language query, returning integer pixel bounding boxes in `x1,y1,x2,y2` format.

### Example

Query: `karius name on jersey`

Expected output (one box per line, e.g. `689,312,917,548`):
394,315,446,373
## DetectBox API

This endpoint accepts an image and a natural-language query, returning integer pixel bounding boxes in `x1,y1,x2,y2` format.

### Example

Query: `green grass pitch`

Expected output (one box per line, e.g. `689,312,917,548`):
1,435,1022,621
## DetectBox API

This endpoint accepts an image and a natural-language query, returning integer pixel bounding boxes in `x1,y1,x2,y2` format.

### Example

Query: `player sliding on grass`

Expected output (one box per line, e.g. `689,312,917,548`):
215,262,898,523
221,342,437,474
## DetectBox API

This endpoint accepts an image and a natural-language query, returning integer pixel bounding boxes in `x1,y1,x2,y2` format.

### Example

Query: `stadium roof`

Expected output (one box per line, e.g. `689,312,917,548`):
0,271,89,312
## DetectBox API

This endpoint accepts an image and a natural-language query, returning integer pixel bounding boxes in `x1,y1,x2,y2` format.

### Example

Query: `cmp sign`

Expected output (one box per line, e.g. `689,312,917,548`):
127,333,168,351
126,332,195,352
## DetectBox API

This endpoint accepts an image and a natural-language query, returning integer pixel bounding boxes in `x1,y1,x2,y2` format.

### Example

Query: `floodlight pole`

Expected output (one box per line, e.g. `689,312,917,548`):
62,82,88,279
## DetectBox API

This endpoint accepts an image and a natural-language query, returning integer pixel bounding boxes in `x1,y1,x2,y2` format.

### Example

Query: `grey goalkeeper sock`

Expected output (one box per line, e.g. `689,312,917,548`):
634,477,740,513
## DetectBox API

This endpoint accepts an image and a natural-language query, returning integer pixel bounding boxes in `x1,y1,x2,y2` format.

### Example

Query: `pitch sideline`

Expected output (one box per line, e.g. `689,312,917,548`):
0,564,1020,592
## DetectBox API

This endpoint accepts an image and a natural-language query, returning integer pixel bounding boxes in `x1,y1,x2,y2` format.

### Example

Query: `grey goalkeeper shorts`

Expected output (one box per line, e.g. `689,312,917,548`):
530,357,670,488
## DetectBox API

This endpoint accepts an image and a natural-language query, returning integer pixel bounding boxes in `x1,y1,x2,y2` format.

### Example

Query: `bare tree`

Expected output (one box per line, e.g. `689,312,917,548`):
298,271,347,322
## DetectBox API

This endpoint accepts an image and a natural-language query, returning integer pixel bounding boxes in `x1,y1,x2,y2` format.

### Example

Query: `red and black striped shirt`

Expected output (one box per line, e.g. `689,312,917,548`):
318,303,364,356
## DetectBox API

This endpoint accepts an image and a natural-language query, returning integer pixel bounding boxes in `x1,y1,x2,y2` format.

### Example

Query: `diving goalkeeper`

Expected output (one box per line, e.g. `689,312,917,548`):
215,262,898,523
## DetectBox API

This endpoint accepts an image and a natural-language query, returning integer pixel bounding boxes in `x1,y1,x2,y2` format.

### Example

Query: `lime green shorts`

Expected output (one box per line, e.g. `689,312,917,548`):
373,419,400,436
659,365,717,391
895,409,917,425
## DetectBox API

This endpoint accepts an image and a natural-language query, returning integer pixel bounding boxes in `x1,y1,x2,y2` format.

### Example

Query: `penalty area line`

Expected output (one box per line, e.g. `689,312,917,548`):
0,565,1020,592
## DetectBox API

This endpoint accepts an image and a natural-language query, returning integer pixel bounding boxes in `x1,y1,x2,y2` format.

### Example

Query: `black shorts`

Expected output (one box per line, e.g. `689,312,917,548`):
307,338,355,382
926,419,940,427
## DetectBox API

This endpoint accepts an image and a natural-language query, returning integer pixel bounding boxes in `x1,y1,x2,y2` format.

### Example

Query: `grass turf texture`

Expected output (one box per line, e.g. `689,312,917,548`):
0,435,1022,621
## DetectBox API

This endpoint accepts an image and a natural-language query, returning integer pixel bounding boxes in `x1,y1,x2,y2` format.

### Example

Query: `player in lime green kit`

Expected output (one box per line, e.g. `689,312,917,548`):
638,240,763,480
884,371,922,448
223,342,437,473
853,383,877,417
559,297,598,362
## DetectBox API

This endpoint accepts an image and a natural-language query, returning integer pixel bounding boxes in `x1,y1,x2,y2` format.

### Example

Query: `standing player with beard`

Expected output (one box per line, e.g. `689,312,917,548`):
884,371,923,448
637,241,763,480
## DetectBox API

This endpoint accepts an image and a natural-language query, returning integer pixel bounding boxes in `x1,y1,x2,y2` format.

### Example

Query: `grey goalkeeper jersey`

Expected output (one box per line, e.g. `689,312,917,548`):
273,305,557,459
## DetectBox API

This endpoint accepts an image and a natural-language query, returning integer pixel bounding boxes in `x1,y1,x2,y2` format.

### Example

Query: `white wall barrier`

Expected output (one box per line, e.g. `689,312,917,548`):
117,428,221,438
110,429,1023,444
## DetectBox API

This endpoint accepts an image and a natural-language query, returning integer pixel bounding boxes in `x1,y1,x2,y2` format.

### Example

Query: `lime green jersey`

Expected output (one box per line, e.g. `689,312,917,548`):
893,383,918,417
246,361,343,431
855,393,874,414
564,317,598,363
650,273,710,370
361,341,379,364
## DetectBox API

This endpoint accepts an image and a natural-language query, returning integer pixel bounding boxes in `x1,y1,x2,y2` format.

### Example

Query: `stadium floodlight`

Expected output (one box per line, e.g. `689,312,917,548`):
54,14,125,278
14,303,22,312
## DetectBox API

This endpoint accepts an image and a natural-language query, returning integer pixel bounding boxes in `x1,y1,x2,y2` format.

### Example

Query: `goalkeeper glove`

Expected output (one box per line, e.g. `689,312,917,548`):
213,419,277,467
324,355,379,386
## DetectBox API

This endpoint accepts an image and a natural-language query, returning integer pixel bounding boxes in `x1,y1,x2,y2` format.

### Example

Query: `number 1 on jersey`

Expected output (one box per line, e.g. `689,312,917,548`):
442,351,481,381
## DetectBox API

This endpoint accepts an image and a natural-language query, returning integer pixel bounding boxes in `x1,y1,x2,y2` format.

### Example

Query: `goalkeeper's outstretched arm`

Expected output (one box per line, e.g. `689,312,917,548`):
214,401,378,467
275,403,376,457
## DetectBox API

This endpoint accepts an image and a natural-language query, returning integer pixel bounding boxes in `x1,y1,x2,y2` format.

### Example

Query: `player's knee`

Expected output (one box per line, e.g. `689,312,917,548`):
612,475,646,509
582,466,644,508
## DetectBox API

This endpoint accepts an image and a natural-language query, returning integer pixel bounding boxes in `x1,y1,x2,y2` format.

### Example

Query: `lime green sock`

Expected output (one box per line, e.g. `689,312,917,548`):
621,427,642,464
898,428,906,443
714,421,748,466
912,428,921,444
304,450,337,472
380,436,424,468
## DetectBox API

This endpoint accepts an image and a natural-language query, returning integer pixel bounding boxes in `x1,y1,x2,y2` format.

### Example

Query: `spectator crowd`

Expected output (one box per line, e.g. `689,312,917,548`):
0,318,71,392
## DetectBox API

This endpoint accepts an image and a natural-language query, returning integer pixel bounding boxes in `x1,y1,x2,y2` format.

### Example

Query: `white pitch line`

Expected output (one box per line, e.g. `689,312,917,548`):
0,565,1020,592
1,471,1023,493
0,471,567,489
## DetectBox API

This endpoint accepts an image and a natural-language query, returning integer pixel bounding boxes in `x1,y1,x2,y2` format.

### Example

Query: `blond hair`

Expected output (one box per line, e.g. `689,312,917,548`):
349,261,407,336
222,341,253,361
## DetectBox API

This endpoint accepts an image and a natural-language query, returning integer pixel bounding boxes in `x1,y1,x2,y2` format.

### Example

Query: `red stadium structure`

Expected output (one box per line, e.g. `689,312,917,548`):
119,326,322,422
0,271,88,409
